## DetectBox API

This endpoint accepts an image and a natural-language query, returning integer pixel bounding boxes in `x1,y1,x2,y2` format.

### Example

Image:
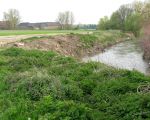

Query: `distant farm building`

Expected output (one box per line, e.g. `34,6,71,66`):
0,21,8,29
18,22,61,30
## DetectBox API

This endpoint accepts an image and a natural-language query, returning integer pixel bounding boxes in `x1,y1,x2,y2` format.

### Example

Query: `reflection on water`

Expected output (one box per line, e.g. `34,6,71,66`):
83,40,150,75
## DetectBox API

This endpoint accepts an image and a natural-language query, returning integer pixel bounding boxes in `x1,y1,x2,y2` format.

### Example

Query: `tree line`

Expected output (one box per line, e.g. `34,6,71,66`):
1,9,75,30
97,0,150,37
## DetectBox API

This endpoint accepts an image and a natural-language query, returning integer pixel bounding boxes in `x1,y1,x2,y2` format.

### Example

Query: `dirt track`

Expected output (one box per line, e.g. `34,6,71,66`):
0,34,49,46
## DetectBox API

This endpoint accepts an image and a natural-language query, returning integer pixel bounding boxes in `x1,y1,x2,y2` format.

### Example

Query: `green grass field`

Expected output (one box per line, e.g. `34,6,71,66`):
0,30,92,36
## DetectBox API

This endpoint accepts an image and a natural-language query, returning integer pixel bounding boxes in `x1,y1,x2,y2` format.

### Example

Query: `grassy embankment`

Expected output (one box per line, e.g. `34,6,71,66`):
0,30,150,120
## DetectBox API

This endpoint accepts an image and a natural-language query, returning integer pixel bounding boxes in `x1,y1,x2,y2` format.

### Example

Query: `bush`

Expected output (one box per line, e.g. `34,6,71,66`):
125,13,142,37
37,97,93,120
5,70,64,101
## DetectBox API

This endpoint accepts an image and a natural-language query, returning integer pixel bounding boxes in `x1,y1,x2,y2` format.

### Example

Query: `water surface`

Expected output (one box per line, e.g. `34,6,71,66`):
83,40,150,75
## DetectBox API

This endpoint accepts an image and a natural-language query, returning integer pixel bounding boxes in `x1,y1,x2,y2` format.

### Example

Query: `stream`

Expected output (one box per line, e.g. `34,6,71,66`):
83,40,150,75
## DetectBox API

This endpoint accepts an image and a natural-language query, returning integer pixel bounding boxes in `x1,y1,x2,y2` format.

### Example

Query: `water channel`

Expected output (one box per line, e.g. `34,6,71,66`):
83,40,150,75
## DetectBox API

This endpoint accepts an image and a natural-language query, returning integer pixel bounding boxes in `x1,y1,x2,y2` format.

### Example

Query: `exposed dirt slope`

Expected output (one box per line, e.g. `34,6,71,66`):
143,23,150,36
12,35,102,58
142,23,150,62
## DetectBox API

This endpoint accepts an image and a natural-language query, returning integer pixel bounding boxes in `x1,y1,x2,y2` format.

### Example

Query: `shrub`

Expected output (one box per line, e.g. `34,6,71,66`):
5,70,64,101
78,34,97,48
37,97,93,120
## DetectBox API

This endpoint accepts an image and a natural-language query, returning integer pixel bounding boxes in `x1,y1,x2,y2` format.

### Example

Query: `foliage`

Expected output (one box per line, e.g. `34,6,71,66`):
97,3,144,37
78,34,97,48
97,16,110,30
0,48,150,119
133,0,150,23
78,24,97,30
109,11,122,30
76,30,125,49
125,13,142,37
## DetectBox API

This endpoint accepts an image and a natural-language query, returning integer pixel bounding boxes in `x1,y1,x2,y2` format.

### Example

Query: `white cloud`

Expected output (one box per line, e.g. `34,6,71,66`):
0,0,144,24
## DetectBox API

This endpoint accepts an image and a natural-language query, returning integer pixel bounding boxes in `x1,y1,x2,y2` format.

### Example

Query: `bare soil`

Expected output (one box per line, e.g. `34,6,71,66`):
143,23,150,36
11,35,102,58
141,36,150,61
142,23,150,62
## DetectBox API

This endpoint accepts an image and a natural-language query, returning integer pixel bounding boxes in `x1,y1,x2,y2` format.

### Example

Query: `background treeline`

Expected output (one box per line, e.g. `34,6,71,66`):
77,24,97,30
97,0,150,36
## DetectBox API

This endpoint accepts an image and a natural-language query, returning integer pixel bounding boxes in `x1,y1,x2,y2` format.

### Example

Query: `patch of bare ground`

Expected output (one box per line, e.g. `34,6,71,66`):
11,35,102,58
141,36,150,61
141,23,150,63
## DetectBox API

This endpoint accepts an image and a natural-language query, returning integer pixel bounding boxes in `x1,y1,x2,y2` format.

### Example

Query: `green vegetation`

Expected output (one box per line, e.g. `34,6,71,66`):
97,0,150,37
20,36,49,43
0,47,150,120
0,30,91,36
77,30,127,48
125,13,142,37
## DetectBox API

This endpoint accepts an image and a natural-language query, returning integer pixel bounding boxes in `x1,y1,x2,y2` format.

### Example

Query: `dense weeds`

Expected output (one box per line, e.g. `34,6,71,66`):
0,48,150,120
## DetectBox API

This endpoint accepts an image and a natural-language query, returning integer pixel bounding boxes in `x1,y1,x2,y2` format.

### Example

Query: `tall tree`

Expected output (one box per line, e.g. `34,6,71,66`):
3,9,21,29
97,16,110,30
117,4,134,30
110,11,122,29
125,13,142,37
57,11,74,30
133,0,150,23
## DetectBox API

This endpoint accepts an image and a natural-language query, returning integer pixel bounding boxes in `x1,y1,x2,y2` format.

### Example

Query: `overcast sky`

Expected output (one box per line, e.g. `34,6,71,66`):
0,0,144,24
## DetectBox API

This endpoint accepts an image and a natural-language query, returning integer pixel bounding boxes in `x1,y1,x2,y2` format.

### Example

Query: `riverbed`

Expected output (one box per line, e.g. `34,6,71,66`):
83,40,150,75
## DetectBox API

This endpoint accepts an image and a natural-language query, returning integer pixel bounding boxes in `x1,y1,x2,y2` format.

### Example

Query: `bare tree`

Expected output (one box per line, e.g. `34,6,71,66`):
3,9,21,29
118,4,134,27
57,11,74,30
133,0,150,23
57,12,65,29
69,11,74,27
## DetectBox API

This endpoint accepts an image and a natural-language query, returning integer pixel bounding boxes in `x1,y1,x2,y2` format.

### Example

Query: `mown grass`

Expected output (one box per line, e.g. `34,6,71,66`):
0,47,150,120
0,30,92,36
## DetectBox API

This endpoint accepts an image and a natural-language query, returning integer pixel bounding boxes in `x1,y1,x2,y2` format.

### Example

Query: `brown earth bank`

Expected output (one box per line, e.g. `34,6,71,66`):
141,36,150,61
5,33,131,59
10,35,103,58
142,23,150,63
